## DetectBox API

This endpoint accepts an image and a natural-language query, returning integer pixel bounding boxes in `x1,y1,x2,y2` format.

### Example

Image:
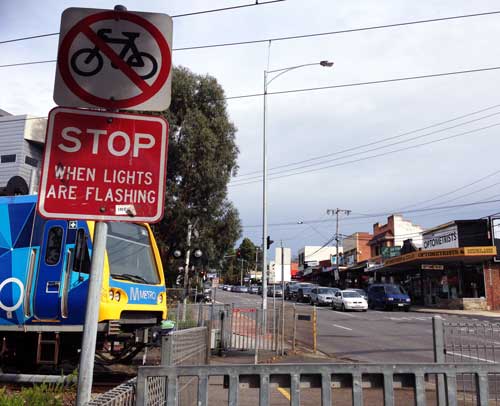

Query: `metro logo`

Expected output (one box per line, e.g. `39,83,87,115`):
129,287,157,302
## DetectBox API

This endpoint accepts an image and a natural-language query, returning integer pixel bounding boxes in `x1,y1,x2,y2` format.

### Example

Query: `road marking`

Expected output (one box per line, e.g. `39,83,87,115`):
446,351,497,364
331,310,358,317
277,387,291,400
332,324,353,331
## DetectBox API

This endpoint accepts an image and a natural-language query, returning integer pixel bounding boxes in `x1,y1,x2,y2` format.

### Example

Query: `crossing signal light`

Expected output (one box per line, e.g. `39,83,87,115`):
236,249,241,258
266,236,274,250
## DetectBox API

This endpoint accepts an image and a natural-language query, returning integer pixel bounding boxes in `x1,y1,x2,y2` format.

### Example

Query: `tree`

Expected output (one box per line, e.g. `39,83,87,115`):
238,238,258,269
153,66,242,284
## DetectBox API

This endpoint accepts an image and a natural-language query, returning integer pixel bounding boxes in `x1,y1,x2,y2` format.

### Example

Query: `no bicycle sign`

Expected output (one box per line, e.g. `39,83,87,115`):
53,7,173,111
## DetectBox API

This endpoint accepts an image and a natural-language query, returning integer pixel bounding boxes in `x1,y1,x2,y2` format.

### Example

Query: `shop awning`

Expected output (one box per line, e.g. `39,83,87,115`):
382,246,496,269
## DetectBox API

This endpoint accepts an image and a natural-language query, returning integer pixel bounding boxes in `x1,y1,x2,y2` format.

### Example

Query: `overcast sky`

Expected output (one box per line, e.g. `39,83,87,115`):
2,0,500,260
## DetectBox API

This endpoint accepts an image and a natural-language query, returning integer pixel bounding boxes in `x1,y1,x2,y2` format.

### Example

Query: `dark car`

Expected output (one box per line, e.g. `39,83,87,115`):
297,286,314,303
249,285,259,294
367,284,411,311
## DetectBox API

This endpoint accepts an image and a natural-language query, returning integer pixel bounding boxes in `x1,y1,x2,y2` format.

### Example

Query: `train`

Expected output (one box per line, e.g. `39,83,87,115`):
0,194,167,371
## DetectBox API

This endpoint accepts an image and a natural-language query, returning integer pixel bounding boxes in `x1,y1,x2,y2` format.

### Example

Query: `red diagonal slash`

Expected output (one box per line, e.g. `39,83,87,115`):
81,25,152,93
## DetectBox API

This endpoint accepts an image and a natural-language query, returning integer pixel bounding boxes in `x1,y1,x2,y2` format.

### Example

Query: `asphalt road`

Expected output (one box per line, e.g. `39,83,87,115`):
215,288,497,363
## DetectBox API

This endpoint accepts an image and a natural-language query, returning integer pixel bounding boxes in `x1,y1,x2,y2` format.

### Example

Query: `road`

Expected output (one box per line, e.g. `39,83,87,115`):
215,288,498,363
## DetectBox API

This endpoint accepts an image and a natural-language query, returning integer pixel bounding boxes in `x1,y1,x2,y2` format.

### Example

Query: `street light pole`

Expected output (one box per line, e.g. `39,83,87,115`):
262,69,269,317
261,60,333,319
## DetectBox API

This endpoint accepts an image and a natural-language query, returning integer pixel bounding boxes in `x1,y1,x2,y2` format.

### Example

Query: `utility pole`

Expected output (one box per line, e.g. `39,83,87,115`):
327,209,351,286
240,258,244,286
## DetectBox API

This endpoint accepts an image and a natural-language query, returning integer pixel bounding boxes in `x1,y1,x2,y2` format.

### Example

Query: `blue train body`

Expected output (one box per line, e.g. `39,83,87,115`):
0,195,167,368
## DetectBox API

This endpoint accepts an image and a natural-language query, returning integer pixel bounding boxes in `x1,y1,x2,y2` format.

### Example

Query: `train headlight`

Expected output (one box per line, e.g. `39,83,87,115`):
109,290,114,300
114,291,121,302
158,293,164,304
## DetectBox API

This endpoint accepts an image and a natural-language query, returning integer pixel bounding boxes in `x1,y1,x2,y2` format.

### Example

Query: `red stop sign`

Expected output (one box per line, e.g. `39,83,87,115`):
38,107,169,223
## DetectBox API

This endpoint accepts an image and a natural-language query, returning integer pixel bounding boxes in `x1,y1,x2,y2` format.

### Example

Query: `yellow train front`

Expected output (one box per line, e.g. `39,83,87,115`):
0,195,167,369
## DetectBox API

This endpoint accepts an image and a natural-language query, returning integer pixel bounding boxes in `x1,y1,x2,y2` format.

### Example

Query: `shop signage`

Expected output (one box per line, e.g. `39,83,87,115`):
421,264,444,270
381,246,401,258
423,225,458,250
385,246,497,266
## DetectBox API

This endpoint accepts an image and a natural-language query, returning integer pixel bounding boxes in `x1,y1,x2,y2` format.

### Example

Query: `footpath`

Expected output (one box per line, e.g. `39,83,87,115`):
413,306,500,318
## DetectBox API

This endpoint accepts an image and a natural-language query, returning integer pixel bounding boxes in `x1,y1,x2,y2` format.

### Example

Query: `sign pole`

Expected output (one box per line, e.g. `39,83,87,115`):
76,221,108,406
281,241,285,356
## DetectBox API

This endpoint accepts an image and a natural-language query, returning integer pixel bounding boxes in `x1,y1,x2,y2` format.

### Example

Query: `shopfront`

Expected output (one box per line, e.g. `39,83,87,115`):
379,246,496,310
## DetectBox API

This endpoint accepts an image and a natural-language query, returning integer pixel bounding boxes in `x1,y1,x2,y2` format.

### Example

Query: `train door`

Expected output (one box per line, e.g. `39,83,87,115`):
33,220,68,320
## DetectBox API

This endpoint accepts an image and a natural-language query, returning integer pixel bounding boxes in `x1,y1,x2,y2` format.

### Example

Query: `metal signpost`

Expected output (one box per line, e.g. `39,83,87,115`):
39,5,173,405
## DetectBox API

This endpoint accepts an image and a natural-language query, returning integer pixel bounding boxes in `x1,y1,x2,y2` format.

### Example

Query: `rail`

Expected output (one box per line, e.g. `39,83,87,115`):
136,362,498,406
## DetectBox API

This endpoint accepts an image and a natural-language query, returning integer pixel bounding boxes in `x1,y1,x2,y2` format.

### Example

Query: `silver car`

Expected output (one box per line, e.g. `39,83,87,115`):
310,287,339,306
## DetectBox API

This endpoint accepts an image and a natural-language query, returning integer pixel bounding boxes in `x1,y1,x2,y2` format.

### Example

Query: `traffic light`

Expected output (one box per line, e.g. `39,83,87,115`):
236,249,241,258
266,236,274,250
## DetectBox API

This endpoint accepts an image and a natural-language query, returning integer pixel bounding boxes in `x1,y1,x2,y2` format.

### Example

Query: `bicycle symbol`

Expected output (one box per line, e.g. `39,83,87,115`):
70,28,158,80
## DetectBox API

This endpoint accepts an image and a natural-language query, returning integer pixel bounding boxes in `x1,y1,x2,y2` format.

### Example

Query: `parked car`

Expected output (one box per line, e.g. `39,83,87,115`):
290,282,313,301
367,284,411,311
249,285,259,294
296,285,315,303
310,287,339,306
226,285,233,292
239,286,249,293
267,285,283,297
285,281,299,300
331,290,368,312
350,288,368,301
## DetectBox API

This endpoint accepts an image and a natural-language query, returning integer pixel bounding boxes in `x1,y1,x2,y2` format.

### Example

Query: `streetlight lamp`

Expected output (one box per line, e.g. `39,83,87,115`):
261,60,334,317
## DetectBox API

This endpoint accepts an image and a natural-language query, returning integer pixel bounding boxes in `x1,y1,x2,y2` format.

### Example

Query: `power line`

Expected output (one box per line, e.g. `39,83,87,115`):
225,66,500,101
235,103,500,178
0,0,285,45
2,8,500,65
230,121,500,187
394,169,500,211
241,198,500,228
4,65,500,125
232,110,500,182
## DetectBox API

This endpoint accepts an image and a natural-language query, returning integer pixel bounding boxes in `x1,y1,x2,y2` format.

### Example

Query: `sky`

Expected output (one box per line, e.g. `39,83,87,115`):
2,0,500,260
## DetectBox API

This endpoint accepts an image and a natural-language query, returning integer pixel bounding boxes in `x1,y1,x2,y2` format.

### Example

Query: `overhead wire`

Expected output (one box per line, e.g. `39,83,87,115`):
0,0,285,45
241,198,500,228
230,121,500,187
235,103,500,178
3,65,500,125
231,110,500,183
2,9,500,66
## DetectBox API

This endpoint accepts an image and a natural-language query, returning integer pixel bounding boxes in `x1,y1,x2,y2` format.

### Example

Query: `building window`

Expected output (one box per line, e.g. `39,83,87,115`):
25,156,38,167
1,154,16,163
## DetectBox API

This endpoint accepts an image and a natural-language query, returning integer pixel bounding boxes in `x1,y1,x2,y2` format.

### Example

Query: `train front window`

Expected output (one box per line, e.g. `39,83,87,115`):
106,222,160,285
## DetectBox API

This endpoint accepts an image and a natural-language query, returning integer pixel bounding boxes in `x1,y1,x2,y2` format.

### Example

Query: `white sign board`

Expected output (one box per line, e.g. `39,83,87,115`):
54,7,173,111
423,225,458,250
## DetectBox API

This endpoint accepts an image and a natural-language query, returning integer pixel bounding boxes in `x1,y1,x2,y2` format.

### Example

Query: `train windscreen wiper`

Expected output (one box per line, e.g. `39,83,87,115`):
111,273,150,284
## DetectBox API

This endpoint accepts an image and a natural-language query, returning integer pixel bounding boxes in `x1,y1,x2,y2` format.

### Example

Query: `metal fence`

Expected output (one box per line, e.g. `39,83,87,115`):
165,303,289,355
136,362,499,406
88,378,136,406
443,319,500,364
89,327,208,406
